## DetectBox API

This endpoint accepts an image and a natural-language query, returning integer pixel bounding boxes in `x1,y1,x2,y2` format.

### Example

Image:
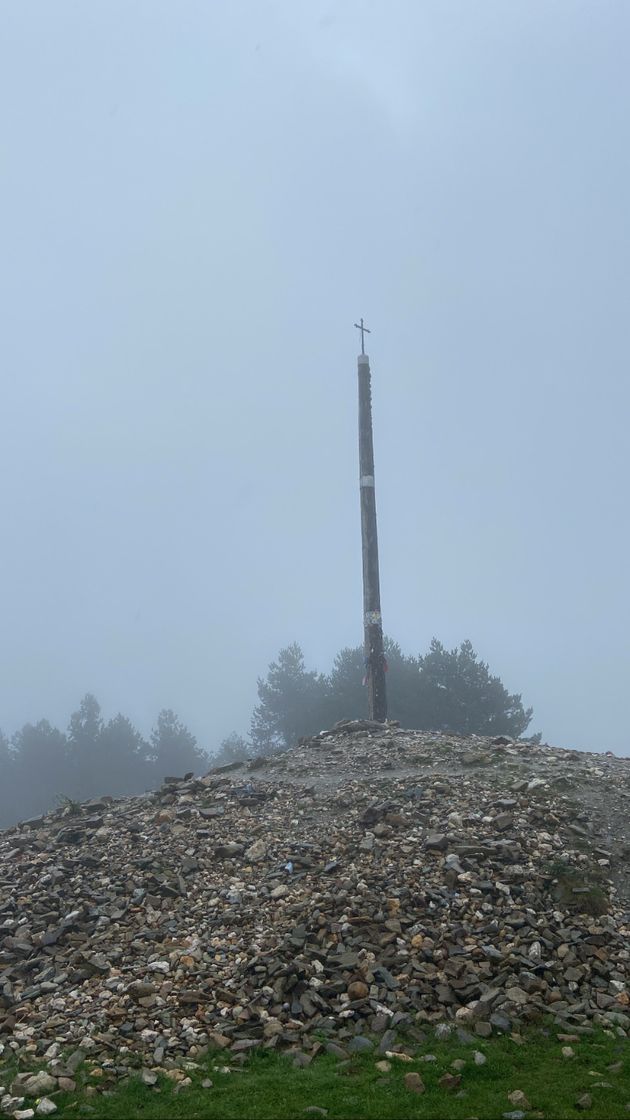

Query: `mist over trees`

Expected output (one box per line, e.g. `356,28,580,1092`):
1,636,534,829
0,696,208,830
246,637,533,755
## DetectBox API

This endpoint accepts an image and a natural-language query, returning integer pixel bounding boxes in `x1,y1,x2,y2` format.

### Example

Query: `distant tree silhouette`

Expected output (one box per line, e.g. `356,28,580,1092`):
150,709,207,779
0,729,15,826
0,698,210,830
0,636,534,831
251,637,533,752
11,719,68,817
213,732,250,766
325,646,366,726
66,693,104,800
324,639,421,728
415,638,532,737
99,713,150,794
251,643,328,752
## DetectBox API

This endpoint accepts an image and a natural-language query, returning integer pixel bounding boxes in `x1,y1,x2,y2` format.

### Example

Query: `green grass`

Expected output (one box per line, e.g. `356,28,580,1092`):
3,1027,629,1119
540,857,610,916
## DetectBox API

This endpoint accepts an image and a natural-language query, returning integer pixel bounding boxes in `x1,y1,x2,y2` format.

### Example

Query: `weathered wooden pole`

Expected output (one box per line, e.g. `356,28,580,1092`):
355,318,388,722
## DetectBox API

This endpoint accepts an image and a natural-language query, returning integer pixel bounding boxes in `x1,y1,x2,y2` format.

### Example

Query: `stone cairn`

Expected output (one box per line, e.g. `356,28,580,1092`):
0,723,628,1100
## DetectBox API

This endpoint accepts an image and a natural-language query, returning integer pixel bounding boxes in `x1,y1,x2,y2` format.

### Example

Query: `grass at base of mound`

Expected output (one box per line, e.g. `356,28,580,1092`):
2,1025,629,1119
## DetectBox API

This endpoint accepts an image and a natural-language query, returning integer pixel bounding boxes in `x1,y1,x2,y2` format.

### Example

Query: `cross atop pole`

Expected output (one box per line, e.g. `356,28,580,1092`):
354,317,371,355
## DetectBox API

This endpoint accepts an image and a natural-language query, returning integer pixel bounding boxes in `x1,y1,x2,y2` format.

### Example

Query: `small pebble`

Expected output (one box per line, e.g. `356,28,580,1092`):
508,1090,531,1109
439,1073,462,1090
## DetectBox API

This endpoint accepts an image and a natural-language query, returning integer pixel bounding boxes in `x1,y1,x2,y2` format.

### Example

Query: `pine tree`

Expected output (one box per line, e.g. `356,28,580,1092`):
99,714,150,795
416,638,532,736
66,693,104,800
325,646,366,725
150,709,208,780
251,643,328,752
11,719,69,817
213,732,250,766
250,636,534,744
0,729,15,828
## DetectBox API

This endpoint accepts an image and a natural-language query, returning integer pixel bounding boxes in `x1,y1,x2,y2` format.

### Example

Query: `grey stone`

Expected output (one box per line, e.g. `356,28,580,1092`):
377,1030,397,1055
214,842,244,858
12,1073,56,1097
347,1036,374,1054
495,812,513,831
35,1101,57,1117
325,1043,349,1060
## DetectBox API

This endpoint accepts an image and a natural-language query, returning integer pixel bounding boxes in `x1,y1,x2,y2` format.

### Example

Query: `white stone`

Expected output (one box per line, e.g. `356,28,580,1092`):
36,1099,58,1117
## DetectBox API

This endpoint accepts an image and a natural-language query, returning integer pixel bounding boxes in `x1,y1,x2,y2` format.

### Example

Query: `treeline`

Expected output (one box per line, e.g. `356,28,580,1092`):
1,637,536,828
216,637,535,763
0,695,208,829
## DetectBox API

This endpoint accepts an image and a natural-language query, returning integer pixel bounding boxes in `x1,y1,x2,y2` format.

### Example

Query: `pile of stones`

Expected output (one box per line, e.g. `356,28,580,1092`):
0,723,628,1091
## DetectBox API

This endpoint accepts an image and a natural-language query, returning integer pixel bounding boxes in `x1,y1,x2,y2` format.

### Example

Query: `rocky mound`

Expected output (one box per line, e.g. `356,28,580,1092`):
1,724,629,1078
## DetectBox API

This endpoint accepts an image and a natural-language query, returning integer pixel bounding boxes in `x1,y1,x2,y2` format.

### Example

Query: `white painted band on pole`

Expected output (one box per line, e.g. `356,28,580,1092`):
364,610,382,625
360,475,375,487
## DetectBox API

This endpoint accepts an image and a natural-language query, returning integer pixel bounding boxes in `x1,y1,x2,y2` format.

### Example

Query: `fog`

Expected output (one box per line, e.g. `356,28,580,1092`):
1,0,629,758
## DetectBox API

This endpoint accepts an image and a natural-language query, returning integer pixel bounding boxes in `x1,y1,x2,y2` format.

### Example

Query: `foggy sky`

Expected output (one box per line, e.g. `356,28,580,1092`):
2,0,629,755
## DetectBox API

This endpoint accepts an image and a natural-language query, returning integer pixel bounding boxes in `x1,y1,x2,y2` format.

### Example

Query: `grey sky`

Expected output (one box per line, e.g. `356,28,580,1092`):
1,0,629,754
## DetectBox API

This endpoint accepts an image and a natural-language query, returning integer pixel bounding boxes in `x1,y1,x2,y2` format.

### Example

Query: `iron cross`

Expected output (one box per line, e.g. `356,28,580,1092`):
354,317,371,355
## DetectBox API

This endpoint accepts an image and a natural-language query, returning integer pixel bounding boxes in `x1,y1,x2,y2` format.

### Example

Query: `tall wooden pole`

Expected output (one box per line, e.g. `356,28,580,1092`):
355,319,388,722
